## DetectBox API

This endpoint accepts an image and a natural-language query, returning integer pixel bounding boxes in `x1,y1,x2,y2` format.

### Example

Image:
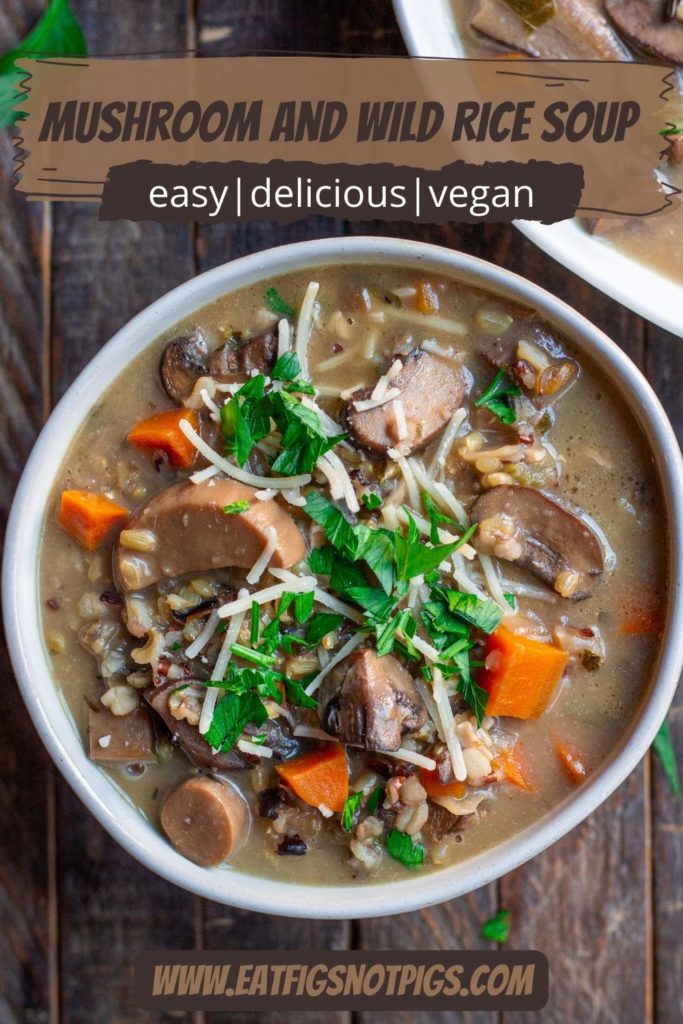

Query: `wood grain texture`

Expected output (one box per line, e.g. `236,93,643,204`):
0,6,55,1023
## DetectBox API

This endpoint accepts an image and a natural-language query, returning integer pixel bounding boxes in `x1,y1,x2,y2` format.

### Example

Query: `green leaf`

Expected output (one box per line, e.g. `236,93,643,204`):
282,676,319,709
0,0,86,131
265,287,295,319
440,588,504,635
653,718,681,798
394,512,458,581
345,586,396,622
305,612,344,646
501,0,556,32
230,643,276,669
474,369,521,425
223,500,250,515
205,691,268,752
308,545,335,575
422,491,454,544
250,601,260,645
362,492,382,511
386,828,425,869
272,351,301,381
365,784,384,815
481,908,511,943
341,791,363,831
294,590,315,624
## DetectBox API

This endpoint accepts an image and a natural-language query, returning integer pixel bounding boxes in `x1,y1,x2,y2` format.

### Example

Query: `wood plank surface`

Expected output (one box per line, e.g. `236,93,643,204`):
0,1,681,1022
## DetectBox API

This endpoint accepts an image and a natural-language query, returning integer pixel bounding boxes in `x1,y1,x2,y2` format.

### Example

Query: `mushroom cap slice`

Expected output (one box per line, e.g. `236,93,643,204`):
113,478,305,593
472,485,607,600
344,349,465,456
605,0,683,63
160,328,210,404
319,647,427,751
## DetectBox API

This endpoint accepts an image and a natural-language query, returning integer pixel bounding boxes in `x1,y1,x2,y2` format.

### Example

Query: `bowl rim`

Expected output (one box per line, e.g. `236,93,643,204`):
392,0,683,339
3,234,682,919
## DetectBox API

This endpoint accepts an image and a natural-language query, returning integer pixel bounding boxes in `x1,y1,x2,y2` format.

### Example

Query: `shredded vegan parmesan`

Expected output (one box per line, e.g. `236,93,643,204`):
478,553,511,612
201,590,249,732
246,526,278,585
315,350,353,372
178,418,312,490
428,408,468,479
378,747,437,772
295,281,319,378
393,454,420,509
237,738,274,758
391,398,408,441
339,383,364,400
313,587,364,624
190,465,220,485
184,609,221,660
254,488,276,501
217,578,316,620
277,317,292,360
382,305,467,336
293,724,340,742
317,803,334,818
353,387,401,413
317,449,359,513
300,396,343,437
281,487,306,507
304,632,365,695
432,668,467,782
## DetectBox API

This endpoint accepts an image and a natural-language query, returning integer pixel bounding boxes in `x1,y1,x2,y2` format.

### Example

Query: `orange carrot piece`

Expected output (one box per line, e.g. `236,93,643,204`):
555,740,588,785
415,281,440,314
127,409,199,469
59,490,128,551
419,768,466,800
495,747,533,791
479,626,568,720
618,587,664,637
276,744,349,813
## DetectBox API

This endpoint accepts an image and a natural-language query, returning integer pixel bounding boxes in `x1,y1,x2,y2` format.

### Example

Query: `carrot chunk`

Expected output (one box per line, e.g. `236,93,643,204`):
276,744,349,813
127,409,198,468
59,490,128,551
419,768,466,800
494,746,533,791
415,281,440,314
555,740,588,784
479,626,568,719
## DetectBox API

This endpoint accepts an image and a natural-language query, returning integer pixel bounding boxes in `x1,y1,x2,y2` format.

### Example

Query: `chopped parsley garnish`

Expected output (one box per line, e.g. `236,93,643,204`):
653,718,681,798
394,509,459,581
250,601,260,645
204,691,268,753
386,828,425,869
362,492,382,511
481,909,511,944
341,791,363,832
265,286,295,319
282,677,318,710
474,368,521,425
230,643,276,669
365,784,384,815
271,351,301,381
223,500,250,515
294,590,315,624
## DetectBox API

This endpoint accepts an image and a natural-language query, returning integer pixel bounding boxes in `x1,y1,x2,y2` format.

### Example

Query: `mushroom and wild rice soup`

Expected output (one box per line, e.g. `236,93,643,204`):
41,265,666,882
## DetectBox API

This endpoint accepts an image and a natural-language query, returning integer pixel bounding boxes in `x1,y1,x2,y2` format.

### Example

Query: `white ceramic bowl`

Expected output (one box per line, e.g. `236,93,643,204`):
393,0,683,338
4,236,682,918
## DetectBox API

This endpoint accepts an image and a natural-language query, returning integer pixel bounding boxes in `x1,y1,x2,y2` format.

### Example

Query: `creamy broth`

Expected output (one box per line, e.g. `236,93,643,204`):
41,265,666,884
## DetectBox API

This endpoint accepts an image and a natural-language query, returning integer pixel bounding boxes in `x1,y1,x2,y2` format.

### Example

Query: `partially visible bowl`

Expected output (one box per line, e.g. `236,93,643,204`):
393,0,683,338
3,235,683,917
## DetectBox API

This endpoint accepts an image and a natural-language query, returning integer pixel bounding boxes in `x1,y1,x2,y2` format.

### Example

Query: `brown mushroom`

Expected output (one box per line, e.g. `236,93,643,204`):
470,0,632,59
472,485,607,600
159,328,277,404
161,776,248,866
87,703,156,764
160,329,210,404
319,648,427,751
344,349,465,456
480,317,578,409
605,0,683,63
113,478,305,593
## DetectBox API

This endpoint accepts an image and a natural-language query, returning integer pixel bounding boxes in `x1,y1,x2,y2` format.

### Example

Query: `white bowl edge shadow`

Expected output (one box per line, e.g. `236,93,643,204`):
3,235,683,920
392,0,683,340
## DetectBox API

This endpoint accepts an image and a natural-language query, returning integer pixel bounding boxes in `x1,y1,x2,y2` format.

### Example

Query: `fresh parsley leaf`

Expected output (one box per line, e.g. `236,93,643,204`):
422,491,454,544
265,287,295,319
653,718,681,797
438,587,504,635
294,590,315,624
250,601,260,645
308,545,335,575
205,691,267,752
362,492,382,511
394,511,458,581
223,500,250,515
271,351,301,381
330,555,368,592
375,614,402,657
345,586,396,622
386,828,425,869
0,0,86,130
456,672,490,728
474,369,521,425
305,612,344,646
282,677,318,709
341,791,363,832
355,528,396,594
481,909,511,944
230,643,276,669
365,784,384,815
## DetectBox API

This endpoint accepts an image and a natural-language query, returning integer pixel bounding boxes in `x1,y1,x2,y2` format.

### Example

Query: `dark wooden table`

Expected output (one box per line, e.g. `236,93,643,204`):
1,2,681,1022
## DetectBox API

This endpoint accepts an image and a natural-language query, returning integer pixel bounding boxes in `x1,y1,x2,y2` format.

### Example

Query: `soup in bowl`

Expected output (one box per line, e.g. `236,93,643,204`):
4,237,682,916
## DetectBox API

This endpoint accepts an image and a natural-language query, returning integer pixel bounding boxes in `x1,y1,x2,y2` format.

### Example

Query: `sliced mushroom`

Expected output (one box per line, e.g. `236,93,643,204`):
160,328,277,404
605,0,683,63
113,478,305,593
319,648,427,751
145,677,249,770
472,485,607,600
344,349,465,456
161,776,248,866
87,703,156,764
480,317,578,409
470,0,632,59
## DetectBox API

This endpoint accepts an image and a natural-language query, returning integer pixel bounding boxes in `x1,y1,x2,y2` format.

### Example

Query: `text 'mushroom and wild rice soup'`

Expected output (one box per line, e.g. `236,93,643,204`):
41,265,666,883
